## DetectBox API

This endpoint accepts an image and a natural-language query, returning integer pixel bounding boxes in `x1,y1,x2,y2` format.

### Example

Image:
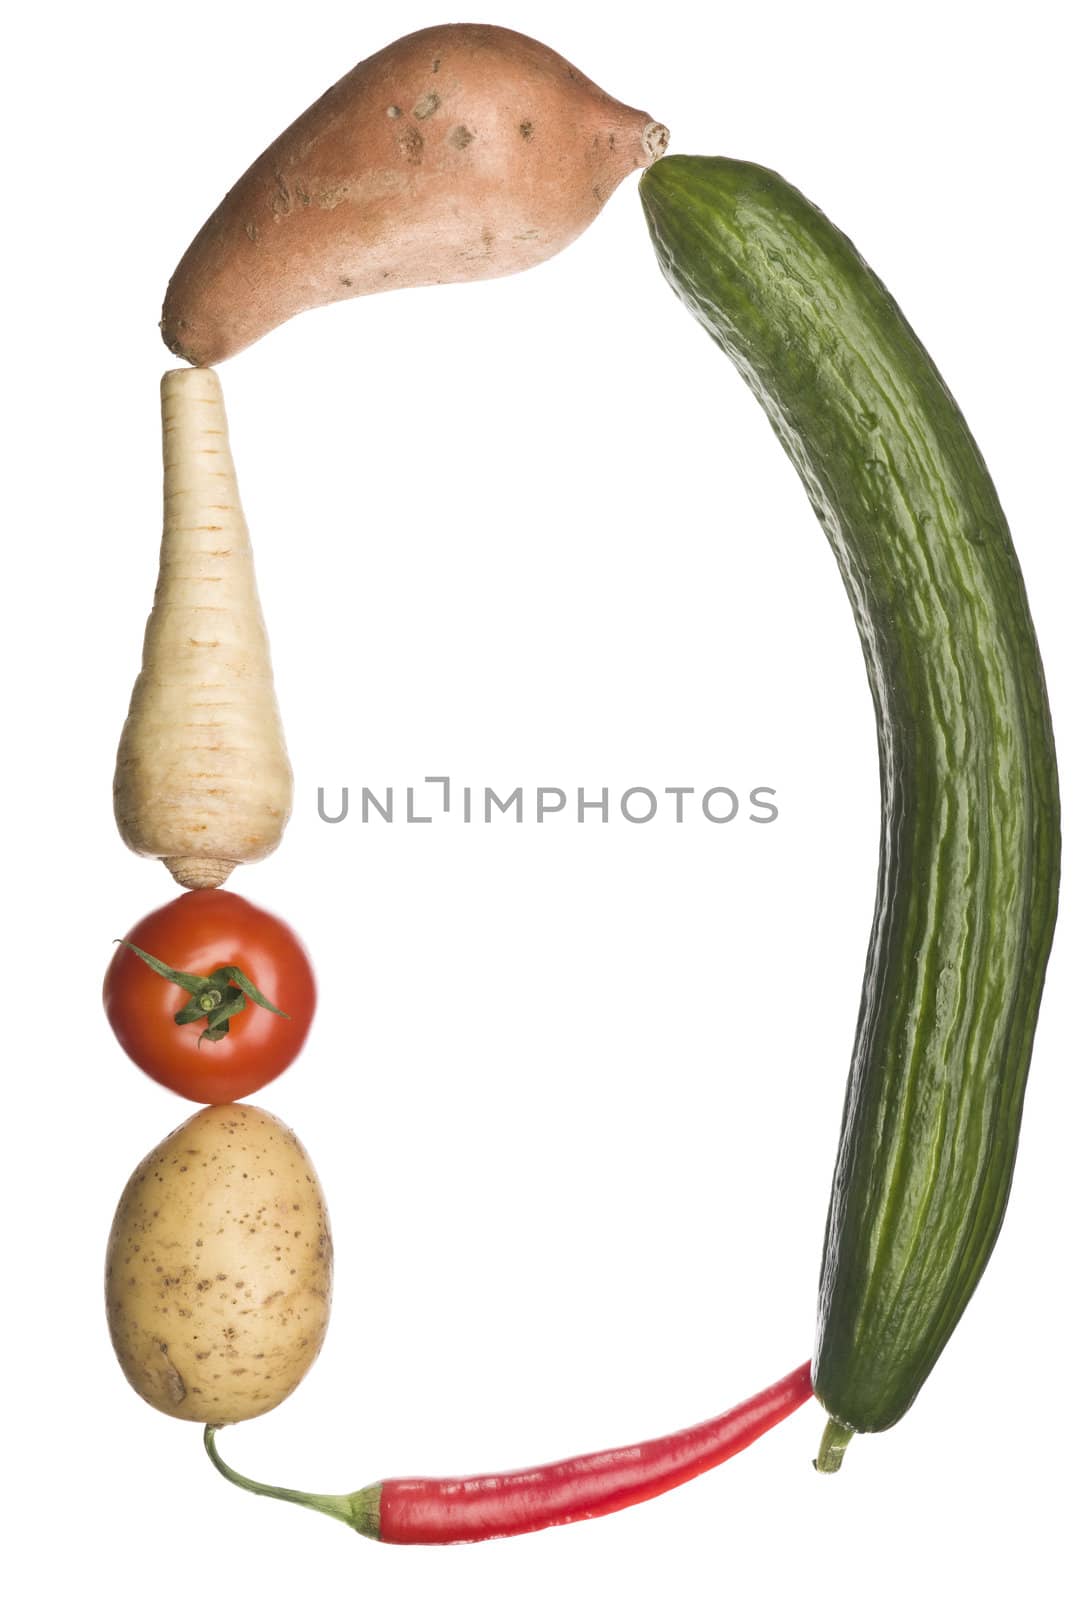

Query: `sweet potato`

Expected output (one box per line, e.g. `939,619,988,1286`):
162,23,668,365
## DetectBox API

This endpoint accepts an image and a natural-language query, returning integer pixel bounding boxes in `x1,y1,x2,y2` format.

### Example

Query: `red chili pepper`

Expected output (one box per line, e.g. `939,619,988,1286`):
204,1360,812,1544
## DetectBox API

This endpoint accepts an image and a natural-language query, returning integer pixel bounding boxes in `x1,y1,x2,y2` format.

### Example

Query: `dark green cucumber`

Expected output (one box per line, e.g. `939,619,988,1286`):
640,156,1060,1464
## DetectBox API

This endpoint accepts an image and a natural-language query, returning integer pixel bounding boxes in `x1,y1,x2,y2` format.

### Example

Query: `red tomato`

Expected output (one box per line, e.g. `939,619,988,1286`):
104,890,317,1104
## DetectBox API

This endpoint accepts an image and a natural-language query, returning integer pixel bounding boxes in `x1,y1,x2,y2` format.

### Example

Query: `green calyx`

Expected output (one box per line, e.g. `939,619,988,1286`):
203,1425,381,1539
118,940,289,1044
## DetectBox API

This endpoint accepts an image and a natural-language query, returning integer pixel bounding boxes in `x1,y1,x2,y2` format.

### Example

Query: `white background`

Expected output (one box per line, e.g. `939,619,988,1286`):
3,1,1083,1594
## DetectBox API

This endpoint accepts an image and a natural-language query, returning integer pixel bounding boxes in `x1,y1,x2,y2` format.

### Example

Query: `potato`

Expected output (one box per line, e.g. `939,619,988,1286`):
162,22,668,365
105,1103,332,1424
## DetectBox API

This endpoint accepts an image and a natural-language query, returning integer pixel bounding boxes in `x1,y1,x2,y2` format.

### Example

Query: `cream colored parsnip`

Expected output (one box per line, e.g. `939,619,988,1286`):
105,1104,332,1425
114,368,292,889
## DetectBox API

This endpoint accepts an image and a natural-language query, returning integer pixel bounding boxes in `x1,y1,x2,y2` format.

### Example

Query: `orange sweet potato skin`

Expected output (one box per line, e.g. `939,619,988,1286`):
162,24,668,365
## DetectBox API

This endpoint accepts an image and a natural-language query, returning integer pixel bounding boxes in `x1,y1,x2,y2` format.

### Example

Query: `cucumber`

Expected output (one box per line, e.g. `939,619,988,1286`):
639,156,1060,1465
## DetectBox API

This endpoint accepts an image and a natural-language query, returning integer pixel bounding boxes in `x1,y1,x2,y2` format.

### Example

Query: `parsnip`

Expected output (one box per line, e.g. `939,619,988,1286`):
114,368,292,889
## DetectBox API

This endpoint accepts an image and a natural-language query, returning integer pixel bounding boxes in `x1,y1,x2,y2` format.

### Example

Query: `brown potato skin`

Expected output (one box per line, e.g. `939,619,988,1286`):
105,1104,332,1425
162,23,668,364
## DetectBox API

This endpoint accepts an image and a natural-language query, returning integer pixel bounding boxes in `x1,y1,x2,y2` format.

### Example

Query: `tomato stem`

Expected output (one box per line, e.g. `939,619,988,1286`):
116,940,289,1045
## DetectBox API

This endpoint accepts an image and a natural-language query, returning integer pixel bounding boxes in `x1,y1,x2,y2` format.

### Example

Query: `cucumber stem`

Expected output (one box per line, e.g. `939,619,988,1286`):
815,1418,855,1473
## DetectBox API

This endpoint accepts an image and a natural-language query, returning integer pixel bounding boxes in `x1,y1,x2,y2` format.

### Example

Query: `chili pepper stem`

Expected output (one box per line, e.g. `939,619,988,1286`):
814,1417,855,1473
203,1426,381,1538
